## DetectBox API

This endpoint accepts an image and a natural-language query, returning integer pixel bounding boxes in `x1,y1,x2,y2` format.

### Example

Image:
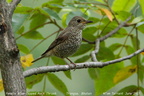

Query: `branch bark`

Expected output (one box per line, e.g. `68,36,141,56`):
99,16,131,42
90,16,132,62
83,16,132,44
0,0,26,96
9,0,21,18
23,48,144,78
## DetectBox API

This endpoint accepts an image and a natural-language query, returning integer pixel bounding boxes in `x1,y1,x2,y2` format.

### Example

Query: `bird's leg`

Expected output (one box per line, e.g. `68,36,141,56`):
66,57,76,68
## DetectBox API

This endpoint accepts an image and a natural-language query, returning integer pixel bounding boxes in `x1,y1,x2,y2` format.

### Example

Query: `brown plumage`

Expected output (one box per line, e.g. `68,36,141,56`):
32,16,93,65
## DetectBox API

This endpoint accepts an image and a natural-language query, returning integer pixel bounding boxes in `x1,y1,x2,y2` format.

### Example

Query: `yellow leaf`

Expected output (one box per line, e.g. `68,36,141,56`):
6,0,12,3
0,79,4,92
113,65,137,84
98,7,113,21
95,9,103,15
141,52,144,55
20,54,34,68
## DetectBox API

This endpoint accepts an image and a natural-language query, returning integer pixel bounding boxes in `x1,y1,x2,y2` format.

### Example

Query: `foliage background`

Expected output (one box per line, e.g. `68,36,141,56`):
1,0,144,96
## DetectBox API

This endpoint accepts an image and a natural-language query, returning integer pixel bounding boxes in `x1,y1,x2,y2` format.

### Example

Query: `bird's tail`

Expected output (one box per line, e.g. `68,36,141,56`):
32,56,44,63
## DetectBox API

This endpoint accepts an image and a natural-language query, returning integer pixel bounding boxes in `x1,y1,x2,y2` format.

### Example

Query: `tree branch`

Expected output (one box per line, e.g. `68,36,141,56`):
83,16,132,44
9,0,21,17
99,16,131,42
0,0,26,95
91,39,100,62
89,16,132,61
23,48,144,78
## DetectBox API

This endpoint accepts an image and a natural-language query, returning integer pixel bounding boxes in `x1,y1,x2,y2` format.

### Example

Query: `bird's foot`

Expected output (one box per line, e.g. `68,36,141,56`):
67,63,76,70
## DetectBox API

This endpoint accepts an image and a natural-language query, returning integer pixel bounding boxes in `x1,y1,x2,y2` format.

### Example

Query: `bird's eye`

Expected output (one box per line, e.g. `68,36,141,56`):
77,19,81,23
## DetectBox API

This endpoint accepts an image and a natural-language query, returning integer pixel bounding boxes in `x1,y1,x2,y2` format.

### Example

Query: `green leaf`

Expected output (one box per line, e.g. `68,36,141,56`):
51,56,66,65
62,13,68,27
6,0,12,3
100,21,127,38
72,44,93,56
63,71,72,80
136,21,144,27
115,11,131,21
82,27,97,41
66,11,88,25
25,74,44,89
96,0,105,3
42,7,61,20
125,45,137,64
140,86,144,94
109,43,122,52
43,0,63,6
130,36,140,50
16,26,24,34
75,55,90,63
81,8,91,16
139,0,144,15
12,14,29,33
47,73,69,96
30,13,47,29
139,65,144,83
95,62,123,96
17,44,29,54
42,0,63,12
88,68,99,80
137,23,144,33
66,3,75,8
97,46,115,61
88,17,99,24
112,28,127,38
14,6,33,14
112,0,137,12
131,16,144,24
23,30,44,39
51,57,72,79
38,8,50,17
114,85,138,96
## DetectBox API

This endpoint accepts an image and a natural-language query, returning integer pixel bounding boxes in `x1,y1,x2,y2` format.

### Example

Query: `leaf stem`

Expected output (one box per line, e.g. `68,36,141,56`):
29,29,62,53
136,28,140,96
16,21,52,40
117,26,135,57
42,75,47,92
104,0,119,24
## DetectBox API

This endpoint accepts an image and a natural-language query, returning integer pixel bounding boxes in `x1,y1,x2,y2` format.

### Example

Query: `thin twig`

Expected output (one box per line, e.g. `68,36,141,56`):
97,15,105,37
90,16,131,61
100,20,111,35
16,21,52,40
104,0,119,24
9,0,21,17
83,16,131,44
29,29,62,53
136,23,140,96
117,26,135,57
99,16,131,41
82,38,94,44
91,39,100,62
53,19,63,29
23,48,144,77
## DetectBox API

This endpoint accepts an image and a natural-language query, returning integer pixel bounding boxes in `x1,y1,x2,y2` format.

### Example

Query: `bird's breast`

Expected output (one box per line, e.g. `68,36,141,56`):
53,30,82,58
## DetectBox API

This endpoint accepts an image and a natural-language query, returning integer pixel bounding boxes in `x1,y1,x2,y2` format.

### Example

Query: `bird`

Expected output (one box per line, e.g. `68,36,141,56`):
32,16,93,66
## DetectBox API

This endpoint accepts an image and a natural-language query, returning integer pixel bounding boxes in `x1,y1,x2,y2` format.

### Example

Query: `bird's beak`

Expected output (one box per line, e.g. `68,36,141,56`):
86,20,93,23
81,20,93,24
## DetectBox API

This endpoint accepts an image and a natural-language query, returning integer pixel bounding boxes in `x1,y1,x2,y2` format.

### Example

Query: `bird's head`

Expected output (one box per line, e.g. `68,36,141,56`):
68,16,93,30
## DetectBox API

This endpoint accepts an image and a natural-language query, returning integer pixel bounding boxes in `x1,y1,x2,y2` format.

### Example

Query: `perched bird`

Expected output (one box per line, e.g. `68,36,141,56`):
32,16,93,66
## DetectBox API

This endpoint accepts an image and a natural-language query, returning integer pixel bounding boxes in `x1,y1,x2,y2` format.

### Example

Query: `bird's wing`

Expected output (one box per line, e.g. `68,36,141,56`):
41,27,72,56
